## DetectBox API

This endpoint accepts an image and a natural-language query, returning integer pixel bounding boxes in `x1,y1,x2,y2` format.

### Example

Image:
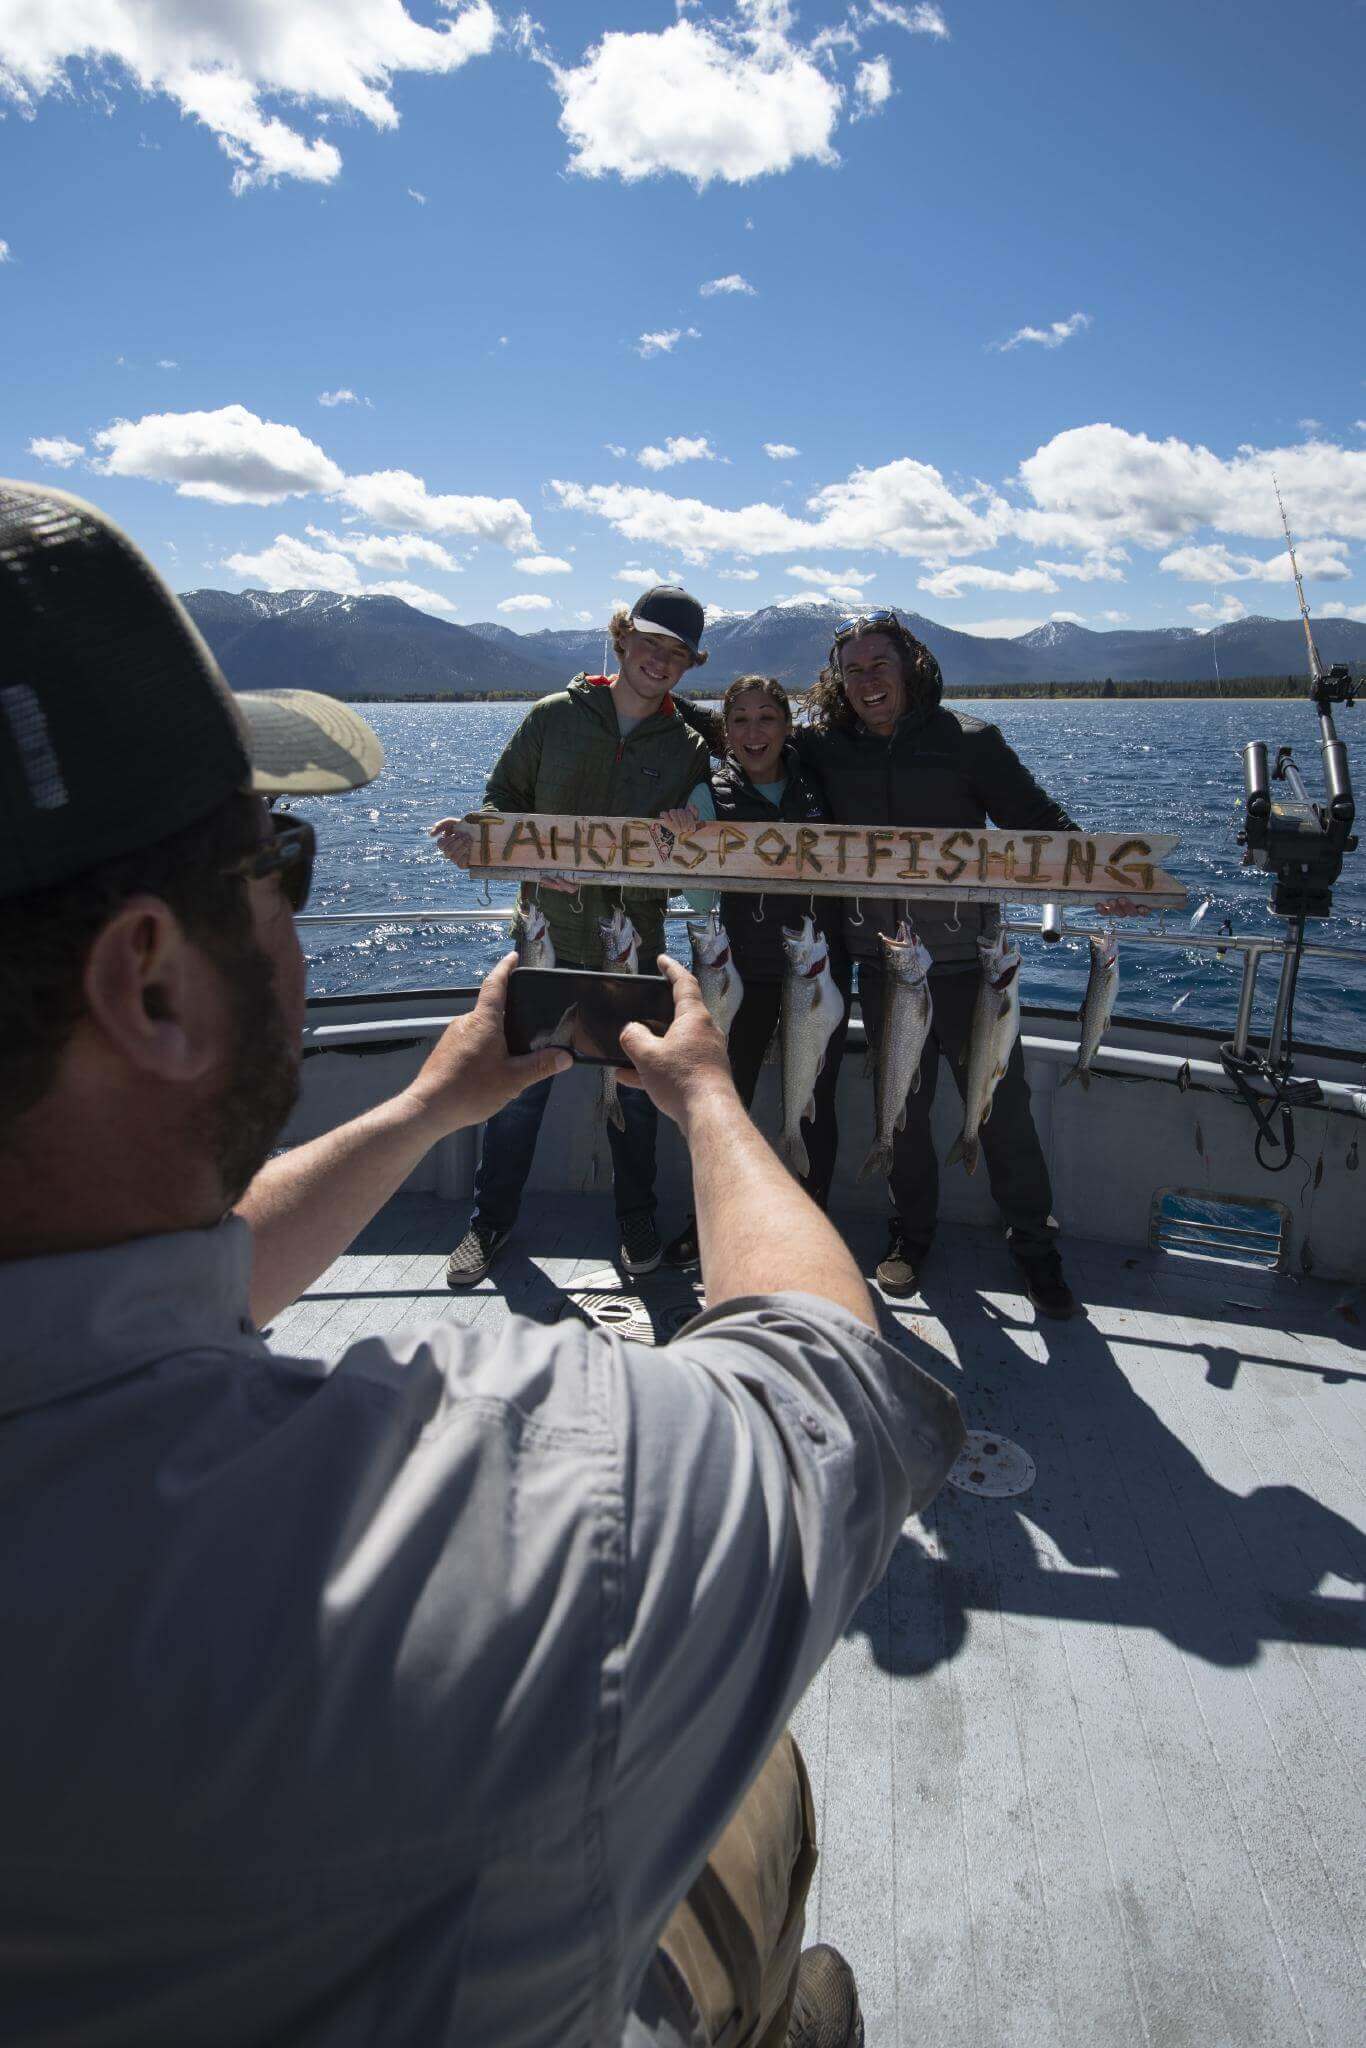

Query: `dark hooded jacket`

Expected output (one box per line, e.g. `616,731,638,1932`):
705,741,846,984
793,664,1077,970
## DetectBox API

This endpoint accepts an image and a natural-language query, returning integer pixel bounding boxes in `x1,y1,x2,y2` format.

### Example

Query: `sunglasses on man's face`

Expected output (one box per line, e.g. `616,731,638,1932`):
230,812,317,913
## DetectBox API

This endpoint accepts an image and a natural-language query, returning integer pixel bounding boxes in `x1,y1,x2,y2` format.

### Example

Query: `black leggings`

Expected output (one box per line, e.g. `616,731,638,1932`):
727,977,850,1210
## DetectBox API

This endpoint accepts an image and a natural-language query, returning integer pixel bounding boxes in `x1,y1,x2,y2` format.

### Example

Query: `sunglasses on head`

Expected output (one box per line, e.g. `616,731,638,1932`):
833,608,899,641
228,811,317,913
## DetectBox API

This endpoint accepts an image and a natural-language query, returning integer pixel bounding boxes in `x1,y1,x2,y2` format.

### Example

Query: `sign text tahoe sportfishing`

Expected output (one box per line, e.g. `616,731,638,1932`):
465,813,1185,906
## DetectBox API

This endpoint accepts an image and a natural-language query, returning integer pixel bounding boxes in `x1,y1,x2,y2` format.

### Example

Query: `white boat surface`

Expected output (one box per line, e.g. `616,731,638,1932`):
273,926,1366,2046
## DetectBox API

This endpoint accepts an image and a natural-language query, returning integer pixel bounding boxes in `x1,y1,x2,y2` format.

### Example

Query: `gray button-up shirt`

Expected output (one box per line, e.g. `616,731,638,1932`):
0,1218,961,2046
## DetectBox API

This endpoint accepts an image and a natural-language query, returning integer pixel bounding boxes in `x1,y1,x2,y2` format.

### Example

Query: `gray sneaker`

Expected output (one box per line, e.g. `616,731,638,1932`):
875,1220,928,1298
784,1944,864,2047
617,1213,663,1277
445,1223,510,1289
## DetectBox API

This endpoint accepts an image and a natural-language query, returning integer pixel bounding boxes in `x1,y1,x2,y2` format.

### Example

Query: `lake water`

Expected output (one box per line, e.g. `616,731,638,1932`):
287,699,1366,1052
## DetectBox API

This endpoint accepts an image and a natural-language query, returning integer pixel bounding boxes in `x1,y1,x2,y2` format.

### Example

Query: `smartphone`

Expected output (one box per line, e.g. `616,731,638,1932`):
504,968,674,1067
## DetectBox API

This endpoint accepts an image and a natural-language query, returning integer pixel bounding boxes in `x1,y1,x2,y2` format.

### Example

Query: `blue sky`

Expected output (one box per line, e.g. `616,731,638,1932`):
3,0,1365,641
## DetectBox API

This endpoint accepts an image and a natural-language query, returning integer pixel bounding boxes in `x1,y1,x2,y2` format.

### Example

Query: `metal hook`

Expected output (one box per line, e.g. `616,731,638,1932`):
848,896,865,929
809,892,817,919
570,883,584,914
753,893,766,925
478,874,493,907
945,899,962,932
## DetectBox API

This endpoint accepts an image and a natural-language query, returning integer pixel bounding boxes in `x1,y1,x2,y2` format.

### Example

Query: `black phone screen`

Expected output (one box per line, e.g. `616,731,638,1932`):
504,968,674,1066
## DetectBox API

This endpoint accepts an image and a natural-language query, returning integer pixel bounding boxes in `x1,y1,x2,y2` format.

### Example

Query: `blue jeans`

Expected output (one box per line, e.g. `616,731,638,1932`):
470,1072,659,1235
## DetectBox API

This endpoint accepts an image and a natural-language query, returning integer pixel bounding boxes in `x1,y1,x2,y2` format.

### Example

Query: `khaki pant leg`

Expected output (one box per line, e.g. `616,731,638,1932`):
658,1733,819,2048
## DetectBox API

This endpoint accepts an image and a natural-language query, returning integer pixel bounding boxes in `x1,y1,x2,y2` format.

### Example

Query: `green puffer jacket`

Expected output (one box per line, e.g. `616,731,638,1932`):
479,675,712,968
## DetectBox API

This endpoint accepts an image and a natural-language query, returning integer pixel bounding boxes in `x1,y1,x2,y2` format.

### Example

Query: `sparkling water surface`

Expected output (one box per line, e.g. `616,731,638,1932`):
284,699,1366,1053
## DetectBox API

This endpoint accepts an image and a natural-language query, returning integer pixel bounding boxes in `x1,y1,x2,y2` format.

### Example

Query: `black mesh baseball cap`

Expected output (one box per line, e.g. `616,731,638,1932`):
628,584,705,655
0,480,384,901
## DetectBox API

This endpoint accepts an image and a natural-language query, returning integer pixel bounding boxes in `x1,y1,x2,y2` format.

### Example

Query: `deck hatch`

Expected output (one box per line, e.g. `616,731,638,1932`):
1149,1187,1290,1270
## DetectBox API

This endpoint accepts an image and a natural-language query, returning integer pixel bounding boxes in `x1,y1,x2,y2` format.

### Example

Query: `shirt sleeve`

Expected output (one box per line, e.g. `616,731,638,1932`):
601,1291,964,1991
484,700,547,812
678,783,718,914
971,722,1078,831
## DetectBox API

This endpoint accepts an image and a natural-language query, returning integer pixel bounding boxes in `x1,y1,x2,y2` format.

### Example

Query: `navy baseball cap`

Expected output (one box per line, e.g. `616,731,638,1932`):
0,480,384,900
628,585,705,655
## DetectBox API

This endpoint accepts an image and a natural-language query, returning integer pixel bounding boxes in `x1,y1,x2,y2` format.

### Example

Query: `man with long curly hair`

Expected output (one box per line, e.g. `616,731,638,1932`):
797,610,1082,1318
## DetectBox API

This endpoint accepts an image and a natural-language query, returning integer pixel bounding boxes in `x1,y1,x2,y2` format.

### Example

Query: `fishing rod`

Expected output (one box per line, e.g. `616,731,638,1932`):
1223,485,1359,1166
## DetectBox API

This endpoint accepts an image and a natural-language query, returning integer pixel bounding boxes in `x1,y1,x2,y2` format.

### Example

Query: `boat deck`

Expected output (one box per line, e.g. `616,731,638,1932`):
267,1195,1366,2048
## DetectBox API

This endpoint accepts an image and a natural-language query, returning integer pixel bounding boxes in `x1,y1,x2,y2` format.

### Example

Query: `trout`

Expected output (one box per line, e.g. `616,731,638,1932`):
859,920,935,1182
780,915,845,1181
1061,928,1118,1091
946,928,1021,1176
598,907,639,1132
687,908,744,1043
514,898,555,970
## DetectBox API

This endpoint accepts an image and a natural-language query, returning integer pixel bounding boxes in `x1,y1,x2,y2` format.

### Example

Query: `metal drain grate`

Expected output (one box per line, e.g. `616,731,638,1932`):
946,1431,1036,1498
559,1267,703,1347
1149,1188,1289,1271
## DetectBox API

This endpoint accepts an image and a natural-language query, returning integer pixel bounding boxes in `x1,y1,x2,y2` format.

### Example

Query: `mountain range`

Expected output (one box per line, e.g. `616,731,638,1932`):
180,588,1366,697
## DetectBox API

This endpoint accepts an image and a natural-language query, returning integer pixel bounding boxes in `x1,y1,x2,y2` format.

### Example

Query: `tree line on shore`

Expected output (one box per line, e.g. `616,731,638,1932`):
325,672,1342,705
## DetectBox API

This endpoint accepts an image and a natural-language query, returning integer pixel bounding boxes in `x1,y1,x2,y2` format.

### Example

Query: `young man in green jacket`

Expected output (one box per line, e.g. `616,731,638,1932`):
432,587,713,1284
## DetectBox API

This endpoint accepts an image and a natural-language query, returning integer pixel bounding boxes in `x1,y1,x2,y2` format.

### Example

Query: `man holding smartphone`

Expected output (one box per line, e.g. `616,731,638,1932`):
1,481,963,2048
431,587,713,1284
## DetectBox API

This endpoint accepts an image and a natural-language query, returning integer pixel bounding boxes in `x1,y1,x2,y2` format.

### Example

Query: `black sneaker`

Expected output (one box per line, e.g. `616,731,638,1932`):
875,1220,928,1297
445,1223,510,1289
1014,1247,1082,1320
663,1216,700,1270
617,1213,663,1277
784,1944,864,2047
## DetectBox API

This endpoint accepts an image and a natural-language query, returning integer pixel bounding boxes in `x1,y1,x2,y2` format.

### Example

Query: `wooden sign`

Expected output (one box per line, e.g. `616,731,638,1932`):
464,813,1186,908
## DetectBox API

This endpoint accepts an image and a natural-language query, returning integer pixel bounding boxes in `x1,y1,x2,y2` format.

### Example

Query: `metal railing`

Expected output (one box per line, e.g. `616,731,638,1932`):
295,903,1366,1066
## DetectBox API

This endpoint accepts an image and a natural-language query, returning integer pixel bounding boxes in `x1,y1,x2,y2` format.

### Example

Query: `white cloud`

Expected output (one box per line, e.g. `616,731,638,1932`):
1319,601,1366,623
303,523,460,572
156,357,178,369
700,273,756,295
605,442,628,457
853,56,893,117
514,553,572,574
718,567,760,579
27,434,84,468
918,563,1059,598
552,454,1006,562
763,441,799,460
1015,423,1366,550
339,468,537,550
959,615,1054,639
993,311,1092,353
636,327,701,357
868,2,950,37
0,239,11,262
637,434,720,471
787,564,875,588
1098,610,1130,624
318,388,367,407
0,1,500,191
1299,418,1324,434
1157,539,1350,584
1035,552,1127,583
94,404,344,505
771,591,838,609
1187,594,1247,624
367,579,457,613
407,186,427,203
614,566,665,584
1049,610,1085,626
530,7,843,188
224,533,457,615
498,593,555,613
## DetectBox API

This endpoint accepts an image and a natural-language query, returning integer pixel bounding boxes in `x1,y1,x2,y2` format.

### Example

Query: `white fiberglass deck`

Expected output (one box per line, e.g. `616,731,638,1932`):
266,1195,1366,2048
